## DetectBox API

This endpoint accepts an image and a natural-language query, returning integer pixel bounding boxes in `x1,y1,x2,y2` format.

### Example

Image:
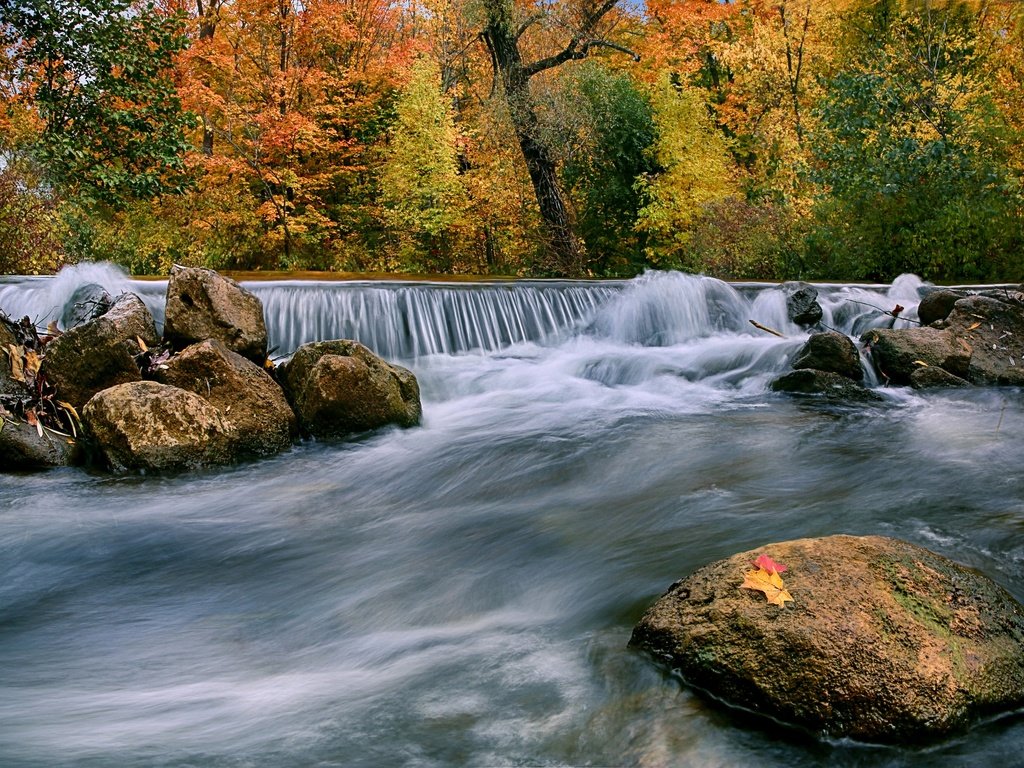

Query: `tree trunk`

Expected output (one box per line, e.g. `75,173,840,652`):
483,0,587,277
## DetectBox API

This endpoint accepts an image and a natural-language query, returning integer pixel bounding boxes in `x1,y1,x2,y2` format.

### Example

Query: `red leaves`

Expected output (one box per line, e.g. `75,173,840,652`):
753,554,787,574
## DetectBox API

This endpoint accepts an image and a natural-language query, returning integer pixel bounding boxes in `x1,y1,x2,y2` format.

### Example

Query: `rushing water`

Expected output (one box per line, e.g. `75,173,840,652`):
2,266,1023,767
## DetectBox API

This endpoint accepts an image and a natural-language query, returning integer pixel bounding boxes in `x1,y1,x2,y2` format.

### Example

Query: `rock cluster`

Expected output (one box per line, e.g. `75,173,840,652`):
630,535,1024,743
771,331,878,401
0,267,421,472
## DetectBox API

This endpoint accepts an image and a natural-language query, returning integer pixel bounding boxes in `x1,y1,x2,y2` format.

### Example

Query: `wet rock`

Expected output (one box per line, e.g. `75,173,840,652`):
83,381,233,472
164,266,267,364
770,369,881,401
909,366,970,389
943,296,1024,386
791,331,863,381
917,289,964,326
783,282,823,327
629,535,1024,743
861,327,971,385
39,293,158,411
60,283,113,329
279,340,421,438
156,339,296,458
0,415,79,469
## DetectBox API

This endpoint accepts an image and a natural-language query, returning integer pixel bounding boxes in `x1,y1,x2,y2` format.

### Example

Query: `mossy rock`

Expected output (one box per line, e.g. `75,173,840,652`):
630,535,1024,743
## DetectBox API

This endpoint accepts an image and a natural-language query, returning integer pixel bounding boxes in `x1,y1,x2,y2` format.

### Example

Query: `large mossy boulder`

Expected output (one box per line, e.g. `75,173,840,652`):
38,293,158,411
156,339,296,457
279,340,421,438
943,295,1024,386
83,381,233,472
861,327,971,386
791,331,863,381
630,535,1024,743
164,265,267,364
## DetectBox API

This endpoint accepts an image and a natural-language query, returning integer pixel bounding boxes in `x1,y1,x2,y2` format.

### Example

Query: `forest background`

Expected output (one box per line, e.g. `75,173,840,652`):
1,0,1022,282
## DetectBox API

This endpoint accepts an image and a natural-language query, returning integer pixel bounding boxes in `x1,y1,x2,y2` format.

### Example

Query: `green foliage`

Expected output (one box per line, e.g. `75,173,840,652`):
0,164,67,275
559,63,657,276
635,74,737,269
379,57,469,272
809,0,1024,282
0,0,194,205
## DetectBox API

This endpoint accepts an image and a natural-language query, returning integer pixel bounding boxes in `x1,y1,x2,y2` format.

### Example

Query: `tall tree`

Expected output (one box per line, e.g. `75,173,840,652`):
480,0,638,276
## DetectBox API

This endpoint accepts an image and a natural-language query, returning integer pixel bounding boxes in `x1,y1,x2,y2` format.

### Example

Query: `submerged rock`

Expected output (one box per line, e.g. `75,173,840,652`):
630,535,1024,743
770,369,881,401
39,293,158,411
791,331,863,381
861,327,971,386
60,283,113,329
164,266,267,364
83,380,233,472
156,339,296,457
783,282,823,328
279,340,421,438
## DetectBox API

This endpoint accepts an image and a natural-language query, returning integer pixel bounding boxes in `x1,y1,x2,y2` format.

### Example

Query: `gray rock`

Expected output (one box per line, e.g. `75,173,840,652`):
156,339,296,458
60,283,113,329
0,414,79,469
783,282,823,327
770,369,881,401
83,381,233,472
630,535,1024,743
861,327,972,385
164,266,267,363
917,289,964,326
792,331,863,381
279,340,421,438
39,293,158,411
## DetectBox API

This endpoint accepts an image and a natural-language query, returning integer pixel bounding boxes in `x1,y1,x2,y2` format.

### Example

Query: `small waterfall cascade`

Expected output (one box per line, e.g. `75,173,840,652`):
0,265,929,376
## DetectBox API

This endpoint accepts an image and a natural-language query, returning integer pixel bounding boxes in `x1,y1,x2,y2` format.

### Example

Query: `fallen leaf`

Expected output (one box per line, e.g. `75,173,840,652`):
25,408,43,437
136,335,148,353
967,321,982,331
912,360,929,367
46,320,59,337
8,344,25,382
741,566,794,607
753,554,787,574
24,349,41,378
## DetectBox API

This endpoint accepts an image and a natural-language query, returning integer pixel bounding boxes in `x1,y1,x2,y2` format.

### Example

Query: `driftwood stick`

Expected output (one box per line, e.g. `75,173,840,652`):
749,319,785,338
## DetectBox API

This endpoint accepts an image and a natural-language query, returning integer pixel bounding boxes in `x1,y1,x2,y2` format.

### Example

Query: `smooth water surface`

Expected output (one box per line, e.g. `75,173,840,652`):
2,268,1023,767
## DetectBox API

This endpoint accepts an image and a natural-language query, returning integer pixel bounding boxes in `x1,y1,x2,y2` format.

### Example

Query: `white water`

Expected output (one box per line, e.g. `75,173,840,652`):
2,266,1023,767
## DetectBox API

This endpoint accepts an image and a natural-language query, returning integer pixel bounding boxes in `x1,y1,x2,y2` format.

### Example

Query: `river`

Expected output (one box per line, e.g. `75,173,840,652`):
1,266,1022,766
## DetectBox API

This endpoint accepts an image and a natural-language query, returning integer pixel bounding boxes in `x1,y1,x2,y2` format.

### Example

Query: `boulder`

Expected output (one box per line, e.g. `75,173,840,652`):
770,369,881,401
630,535,1024,743
783,282,823,327
279,340,421,438
918,289,964,326
60,283,113,329
861,327,972,385
83,381,233,472
0,415,79,469
155,339,296,457
164,266,267,363
943,296,1024,386
791,331,863,381
39,293,158,411
909,366,970,389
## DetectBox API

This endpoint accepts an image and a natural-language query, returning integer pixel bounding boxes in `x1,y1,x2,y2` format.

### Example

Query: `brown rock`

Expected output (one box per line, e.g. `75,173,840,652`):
630,535,1024,743
279,340,421,438
917,289,965,326
39,293,158,411
909,366,970,389
792,331,863,381
943,296,1024,386
156,339,296,457
861,327,972,385
164,266,267,363
83,381,233,472
770,369,881,401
